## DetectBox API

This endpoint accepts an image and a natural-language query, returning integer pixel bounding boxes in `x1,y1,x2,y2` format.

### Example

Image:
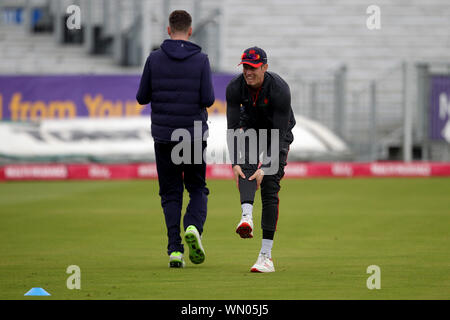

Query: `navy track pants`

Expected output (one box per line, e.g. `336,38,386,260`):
154,141,209,255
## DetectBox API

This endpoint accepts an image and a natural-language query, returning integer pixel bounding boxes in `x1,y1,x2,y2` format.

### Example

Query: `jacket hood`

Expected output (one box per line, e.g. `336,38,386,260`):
161,39,201,60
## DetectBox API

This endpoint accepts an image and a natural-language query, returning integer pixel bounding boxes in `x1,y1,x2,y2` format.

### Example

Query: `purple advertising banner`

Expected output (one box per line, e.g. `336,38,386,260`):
0,73,235,121
430,75,450,141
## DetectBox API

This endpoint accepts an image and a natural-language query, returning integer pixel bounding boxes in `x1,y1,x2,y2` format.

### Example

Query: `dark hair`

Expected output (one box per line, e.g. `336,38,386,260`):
169,10,192,33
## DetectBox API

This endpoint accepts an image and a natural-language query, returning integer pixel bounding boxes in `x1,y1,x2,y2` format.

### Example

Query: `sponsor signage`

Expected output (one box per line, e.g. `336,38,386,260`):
2,162,450,181
430,75,450,142
0,74,234,121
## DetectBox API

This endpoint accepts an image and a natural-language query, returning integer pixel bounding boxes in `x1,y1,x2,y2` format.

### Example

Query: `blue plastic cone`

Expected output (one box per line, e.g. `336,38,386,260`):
24,287,51,296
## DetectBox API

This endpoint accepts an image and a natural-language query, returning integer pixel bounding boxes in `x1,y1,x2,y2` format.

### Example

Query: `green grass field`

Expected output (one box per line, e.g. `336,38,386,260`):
0,178,449,300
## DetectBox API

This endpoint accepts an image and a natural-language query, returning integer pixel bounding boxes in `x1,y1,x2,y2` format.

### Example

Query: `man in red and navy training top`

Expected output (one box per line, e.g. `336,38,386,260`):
226,46,296,272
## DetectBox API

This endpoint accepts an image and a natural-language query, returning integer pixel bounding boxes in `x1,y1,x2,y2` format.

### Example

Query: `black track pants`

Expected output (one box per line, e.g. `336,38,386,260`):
238,148,288,232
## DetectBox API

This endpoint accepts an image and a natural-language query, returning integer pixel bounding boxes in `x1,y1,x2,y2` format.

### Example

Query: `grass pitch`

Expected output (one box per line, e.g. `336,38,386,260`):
0,178,449,300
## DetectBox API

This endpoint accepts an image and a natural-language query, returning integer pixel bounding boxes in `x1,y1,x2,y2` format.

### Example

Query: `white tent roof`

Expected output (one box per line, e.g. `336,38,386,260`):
206,114,351,162
0,115,352,163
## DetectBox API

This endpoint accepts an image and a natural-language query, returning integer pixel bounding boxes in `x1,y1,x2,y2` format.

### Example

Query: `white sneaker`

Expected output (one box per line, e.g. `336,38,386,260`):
250,253,275,273
236,215,253,238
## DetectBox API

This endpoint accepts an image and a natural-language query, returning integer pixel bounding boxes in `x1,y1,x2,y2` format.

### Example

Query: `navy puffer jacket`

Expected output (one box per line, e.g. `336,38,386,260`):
136,39,215,142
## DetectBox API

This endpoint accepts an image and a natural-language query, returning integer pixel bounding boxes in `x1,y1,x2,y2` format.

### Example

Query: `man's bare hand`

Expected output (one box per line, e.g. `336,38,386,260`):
232,165,246,184
249,169,264,190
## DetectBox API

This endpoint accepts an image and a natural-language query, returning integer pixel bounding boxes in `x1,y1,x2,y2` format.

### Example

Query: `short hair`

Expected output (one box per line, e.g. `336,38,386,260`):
169,10,192,33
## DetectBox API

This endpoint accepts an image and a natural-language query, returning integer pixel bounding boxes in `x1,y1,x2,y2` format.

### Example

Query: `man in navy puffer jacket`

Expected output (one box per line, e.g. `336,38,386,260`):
136,10,215,268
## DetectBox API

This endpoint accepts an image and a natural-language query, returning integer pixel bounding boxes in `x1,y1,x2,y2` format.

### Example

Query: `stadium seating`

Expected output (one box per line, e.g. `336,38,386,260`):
2,0,449,82
1,0,449,160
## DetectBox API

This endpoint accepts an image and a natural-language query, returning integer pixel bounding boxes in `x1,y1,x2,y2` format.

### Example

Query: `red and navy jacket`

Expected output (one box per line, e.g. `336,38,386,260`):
226,71,296,167
136,39,215,143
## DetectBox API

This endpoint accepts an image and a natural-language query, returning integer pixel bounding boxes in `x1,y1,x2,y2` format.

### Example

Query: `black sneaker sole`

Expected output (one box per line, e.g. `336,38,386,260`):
184,232,205,264
169,260,184,268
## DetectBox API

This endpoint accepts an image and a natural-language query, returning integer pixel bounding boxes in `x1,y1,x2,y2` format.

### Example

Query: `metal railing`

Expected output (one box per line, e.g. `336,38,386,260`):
349,61,450,162
289,65,347,141
348,62,406,161
293,61,450,162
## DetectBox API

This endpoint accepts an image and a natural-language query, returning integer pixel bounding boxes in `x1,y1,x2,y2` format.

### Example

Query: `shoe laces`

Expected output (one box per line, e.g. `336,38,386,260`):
258,252,271,264
257,253,270,264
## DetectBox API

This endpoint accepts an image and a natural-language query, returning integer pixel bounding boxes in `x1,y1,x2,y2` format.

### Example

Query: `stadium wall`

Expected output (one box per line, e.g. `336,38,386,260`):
1,162,450,181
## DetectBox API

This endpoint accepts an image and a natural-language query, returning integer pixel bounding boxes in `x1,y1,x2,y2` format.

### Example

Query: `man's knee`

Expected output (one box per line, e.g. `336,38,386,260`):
261,177,280,204
241,164,258,177
160,187,183,204
185,184,209,197
261,175,280,192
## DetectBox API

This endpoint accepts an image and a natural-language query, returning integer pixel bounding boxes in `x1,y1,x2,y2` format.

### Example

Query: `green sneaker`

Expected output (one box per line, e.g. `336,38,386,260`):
184,225,205,264
169,251,185,268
